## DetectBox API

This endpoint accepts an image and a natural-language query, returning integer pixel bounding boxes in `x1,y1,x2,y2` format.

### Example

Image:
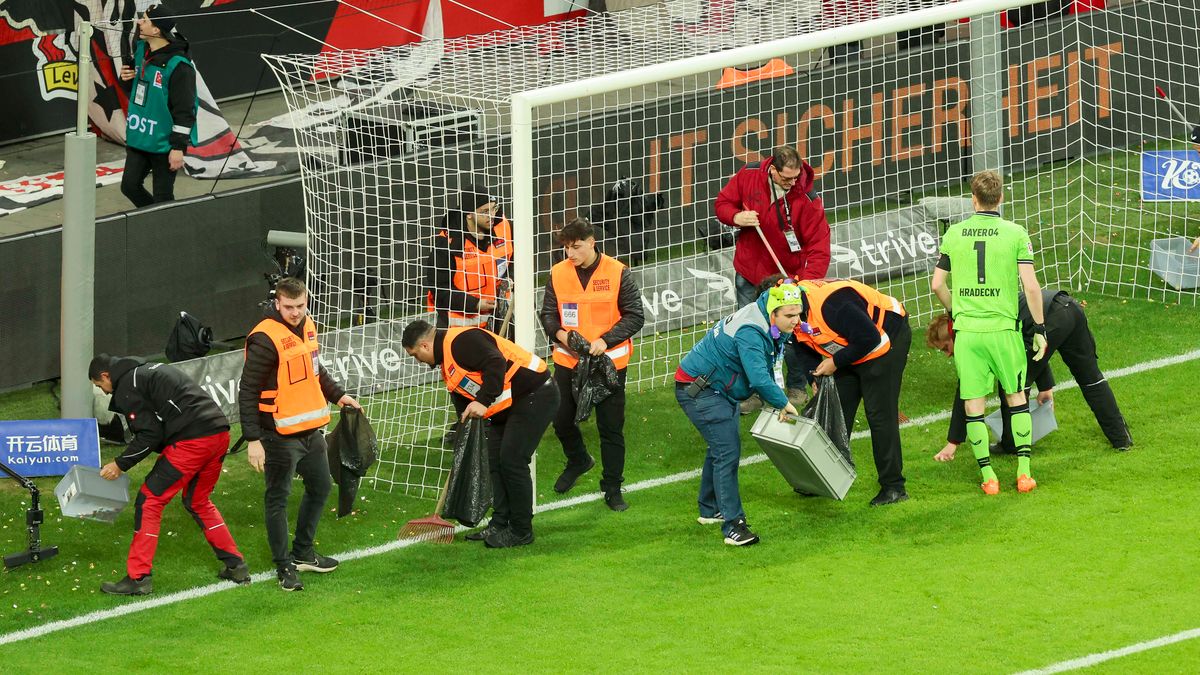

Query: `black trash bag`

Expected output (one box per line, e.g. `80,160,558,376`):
567,330,622,424
166,311,213,362
326,406,378,518
442,418,491,528
801,375,853,468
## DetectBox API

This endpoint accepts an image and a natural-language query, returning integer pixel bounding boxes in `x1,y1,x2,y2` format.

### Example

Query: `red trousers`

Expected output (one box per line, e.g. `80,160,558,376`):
128,430,243,578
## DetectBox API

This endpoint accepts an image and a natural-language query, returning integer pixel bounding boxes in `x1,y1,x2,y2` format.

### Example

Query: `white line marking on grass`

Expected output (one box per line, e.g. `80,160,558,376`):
1014,628,1200,674
2,348,1198,648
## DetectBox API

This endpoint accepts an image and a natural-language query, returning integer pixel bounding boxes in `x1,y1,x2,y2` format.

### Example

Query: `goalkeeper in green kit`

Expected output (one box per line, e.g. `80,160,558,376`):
931,170,1048,495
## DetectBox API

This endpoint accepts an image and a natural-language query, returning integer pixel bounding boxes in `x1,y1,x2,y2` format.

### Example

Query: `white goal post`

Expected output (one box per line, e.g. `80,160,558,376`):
264,0,1200,499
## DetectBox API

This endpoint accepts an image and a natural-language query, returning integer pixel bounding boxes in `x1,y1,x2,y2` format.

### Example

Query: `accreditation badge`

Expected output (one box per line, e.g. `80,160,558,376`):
783,229,802,252
133,81,147,106
562,302,579,328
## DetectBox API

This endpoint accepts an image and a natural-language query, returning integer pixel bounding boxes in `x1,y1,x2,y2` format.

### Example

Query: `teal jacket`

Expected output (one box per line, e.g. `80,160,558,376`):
679,292,789,409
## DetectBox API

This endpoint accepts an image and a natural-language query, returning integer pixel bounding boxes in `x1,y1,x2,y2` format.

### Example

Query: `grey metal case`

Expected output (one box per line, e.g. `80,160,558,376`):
750,410,856,500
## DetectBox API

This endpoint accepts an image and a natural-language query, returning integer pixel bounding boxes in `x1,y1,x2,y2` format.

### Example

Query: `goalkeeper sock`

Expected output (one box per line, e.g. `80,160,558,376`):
1010,402,1033,476
966,414,996,482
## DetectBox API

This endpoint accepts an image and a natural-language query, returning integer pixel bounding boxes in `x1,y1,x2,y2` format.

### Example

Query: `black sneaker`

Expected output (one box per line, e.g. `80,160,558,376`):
697,511,724,525
723,518,760,547
553,455,595,494
294,552,339,573
101,574,153,596
277,565,303,591
465,522,506,542
484,528,534,548
218,561,251,585
604,490,629,512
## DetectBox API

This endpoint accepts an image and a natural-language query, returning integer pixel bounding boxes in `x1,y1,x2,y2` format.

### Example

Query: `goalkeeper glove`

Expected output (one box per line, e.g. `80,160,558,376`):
1031,323,1048,361
1192,125,1200,144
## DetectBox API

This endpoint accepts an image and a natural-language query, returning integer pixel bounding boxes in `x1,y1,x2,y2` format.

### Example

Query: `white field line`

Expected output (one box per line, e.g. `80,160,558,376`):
1013,628,1200,674
2,348,1198,651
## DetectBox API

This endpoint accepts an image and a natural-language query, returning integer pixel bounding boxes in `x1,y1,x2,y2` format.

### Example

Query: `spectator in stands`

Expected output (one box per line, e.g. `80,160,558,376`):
89,354,248,595
675,283,804,547
424,184,512,331
789,278,912,507
540,217,645,510
118,6,197,208
928,289,1133,459
402,319,558,548
714,145,831,411
239,277,360,591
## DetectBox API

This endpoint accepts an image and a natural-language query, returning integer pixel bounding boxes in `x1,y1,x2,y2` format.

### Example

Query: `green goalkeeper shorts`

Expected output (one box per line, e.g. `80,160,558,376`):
953,329,1027,400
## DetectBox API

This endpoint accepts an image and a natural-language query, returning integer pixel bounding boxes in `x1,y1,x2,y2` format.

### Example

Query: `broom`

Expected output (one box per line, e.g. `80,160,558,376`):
398,467,456,544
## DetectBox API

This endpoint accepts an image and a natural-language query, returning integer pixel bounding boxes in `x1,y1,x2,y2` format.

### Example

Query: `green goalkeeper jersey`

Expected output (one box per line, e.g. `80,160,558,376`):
938,212,1034,332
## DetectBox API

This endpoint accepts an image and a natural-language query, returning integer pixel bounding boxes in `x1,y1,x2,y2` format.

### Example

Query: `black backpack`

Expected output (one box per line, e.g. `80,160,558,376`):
166,311,213,362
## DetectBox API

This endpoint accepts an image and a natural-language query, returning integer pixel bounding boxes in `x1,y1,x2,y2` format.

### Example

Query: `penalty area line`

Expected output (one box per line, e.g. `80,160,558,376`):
1,348,1198,649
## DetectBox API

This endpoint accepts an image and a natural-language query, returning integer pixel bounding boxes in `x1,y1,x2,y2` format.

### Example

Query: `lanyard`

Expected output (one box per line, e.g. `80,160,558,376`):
768,174,793,232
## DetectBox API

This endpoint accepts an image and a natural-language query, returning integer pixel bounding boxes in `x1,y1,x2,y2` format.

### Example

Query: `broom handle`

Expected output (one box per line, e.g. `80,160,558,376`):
433,462,453,517
498,286,515,340
754,224,790,279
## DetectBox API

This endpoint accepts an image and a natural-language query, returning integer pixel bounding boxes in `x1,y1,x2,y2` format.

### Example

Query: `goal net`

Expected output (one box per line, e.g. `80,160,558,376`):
263,0,1200,498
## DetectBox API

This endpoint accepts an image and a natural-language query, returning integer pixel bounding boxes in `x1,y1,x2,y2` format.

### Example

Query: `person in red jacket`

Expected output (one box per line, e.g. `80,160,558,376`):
714,145,832,408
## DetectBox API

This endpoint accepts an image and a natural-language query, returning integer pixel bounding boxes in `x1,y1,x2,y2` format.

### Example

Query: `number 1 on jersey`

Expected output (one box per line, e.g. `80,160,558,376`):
973,240,987,284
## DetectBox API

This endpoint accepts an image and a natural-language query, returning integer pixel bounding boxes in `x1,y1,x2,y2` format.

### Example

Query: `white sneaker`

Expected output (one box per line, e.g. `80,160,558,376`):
696,512,724,525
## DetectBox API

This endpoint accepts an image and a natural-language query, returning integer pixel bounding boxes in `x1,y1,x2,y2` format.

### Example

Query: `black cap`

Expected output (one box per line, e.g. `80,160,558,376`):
145,5,177,37
457,184,492,215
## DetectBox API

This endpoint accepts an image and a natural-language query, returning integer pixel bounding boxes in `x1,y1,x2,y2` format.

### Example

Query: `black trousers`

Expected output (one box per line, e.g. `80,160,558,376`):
834,317,910,491
948,297,1132,449
552,364,627,492
486,381,559,536
262,429,331,569
121,146,178,208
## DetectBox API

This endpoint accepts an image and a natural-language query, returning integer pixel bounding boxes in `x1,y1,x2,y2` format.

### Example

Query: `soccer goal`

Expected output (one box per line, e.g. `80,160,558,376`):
263,0,1200,498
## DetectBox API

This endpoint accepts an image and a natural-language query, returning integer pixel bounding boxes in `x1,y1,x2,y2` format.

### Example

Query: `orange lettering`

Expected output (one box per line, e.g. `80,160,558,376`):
841,93,885,173
648,137,662,193
892,83,926,162
797,104,836,178
1026,54,1062,134
1066,50,1081,126
932,77,970,153
1085,41,1122,120
671,129,707,205
732,118,768,165
1002,64,1022,139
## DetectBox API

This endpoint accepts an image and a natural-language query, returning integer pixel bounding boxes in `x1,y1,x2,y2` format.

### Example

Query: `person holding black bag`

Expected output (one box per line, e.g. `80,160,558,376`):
788,278,912,507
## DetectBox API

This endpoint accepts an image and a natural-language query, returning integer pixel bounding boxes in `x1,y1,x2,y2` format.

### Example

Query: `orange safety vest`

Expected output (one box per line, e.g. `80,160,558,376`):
426,218,513,327
549,253,633,370
248,315,331,434
441,327,547,418
793,279,907,365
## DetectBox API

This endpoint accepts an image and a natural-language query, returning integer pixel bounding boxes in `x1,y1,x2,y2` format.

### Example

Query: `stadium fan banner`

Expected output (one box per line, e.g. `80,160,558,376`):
0,0,586,146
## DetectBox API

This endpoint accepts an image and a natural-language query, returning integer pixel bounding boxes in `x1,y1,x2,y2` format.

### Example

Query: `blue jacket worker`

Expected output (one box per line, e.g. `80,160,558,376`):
674,283,803,547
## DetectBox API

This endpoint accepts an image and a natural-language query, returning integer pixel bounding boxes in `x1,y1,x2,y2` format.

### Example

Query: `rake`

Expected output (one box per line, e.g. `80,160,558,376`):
397,470,455,544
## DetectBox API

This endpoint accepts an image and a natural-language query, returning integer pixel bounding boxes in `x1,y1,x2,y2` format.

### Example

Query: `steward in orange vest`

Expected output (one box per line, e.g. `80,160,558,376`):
424,185,513,329
238,277,359,588
402,320,558,548
788,277,912,507
538,218,645,511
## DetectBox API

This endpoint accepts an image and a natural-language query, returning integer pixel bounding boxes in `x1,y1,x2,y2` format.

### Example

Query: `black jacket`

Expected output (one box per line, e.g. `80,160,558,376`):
433,328,549,421
424,213,506,322
107,357,229,471
539,251,645,352
238,306,347,441
123,38,196,151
